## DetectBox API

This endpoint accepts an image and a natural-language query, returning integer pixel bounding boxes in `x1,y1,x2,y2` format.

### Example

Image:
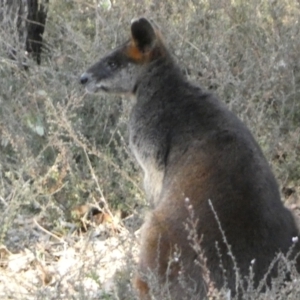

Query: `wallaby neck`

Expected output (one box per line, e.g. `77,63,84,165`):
134,56,185,101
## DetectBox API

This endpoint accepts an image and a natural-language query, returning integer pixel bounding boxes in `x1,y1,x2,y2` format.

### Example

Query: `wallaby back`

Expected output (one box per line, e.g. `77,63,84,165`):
80,18,300,299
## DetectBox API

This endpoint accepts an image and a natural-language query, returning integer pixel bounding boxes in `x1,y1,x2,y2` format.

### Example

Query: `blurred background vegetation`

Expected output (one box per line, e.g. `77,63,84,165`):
0,0,300,297
1,0,300,245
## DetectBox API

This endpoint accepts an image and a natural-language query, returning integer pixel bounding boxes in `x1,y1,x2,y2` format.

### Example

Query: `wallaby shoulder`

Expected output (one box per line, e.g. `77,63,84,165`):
130,56,264,168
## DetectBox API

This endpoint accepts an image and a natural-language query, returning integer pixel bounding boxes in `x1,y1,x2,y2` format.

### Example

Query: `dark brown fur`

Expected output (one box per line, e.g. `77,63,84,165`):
80,18,300,299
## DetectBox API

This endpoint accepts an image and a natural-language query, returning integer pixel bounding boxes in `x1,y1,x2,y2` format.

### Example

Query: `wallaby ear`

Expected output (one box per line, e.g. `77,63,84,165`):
131,18,157,52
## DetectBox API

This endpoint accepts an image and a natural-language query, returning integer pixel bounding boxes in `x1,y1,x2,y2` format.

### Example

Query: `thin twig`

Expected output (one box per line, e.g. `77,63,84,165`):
33,218,64,242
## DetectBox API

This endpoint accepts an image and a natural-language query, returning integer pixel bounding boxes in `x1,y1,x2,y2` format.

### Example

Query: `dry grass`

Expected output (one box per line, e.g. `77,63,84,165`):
0,0,300,299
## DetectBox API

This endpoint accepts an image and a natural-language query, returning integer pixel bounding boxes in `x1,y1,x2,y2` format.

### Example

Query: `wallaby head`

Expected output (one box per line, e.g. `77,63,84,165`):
80,18,166,94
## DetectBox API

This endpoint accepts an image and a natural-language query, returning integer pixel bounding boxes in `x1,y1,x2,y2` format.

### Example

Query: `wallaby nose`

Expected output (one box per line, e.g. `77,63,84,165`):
80,73,90,85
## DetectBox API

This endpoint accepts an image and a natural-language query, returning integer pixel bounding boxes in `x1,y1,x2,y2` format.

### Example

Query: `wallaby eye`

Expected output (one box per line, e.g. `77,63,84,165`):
107,60,118,69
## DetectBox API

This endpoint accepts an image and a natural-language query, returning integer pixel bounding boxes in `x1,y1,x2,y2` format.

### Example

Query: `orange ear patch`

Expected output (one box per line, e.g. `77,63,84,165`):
126,43,145,62
126,38,165,63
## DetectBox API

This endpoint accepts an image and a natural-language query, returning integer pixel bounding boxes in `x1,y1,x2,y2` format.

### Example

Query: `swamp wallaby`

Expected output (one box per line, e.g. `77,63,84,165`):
80,18,300,299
